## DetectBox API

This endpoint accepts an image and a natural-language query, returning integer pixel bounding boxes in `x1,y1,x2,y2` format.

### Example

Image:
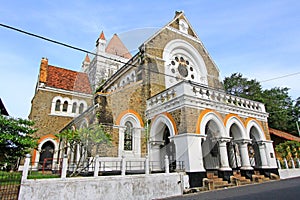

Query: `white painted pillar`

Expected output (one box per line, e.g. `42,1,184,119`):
61,154,68,179
145,156,150,175
236,139,253,170
257,141,268,168
165,155,169,174
21,154,31,182
149,144,162,170
284,158,289,169
217,137,231,171
121,156,126,176
171,133,206,172
291,158,295,169
277,159,281,169
94,155,100,177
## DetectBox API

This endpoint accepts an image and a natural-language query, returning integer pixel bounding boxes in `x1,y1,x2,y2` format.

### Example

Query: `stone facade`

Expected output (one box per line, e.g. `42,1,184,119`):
30,11,278,188
28,58,93,167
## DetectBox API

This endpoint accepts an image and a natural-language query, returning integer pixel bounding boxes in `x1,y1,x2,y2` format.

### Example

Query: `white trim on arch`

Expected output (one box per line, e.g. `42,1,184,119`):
150,114,176,142
246,120,266,141
118,113,142,158
34,138,59,168
163,39,208,88
225,116,248,140
199,112,226,138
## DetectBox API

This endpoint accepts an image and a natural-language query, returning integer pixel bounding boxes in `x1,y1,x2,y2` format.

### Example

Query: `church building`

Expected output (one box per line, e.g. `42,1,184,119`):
30,11,278,187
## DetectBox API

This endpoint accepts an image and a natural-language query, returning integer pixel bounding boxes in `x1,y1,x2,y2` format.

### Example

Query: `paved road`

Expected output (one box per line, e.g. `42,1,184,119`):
160,177,300,200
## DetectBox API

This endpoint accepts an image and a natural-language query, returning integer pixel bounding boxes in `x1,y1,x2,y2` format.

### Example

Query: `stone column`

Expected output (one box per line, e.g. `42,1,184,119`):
217,137,231,171
236,139,253,170
217,137,232,182
257,141,268,168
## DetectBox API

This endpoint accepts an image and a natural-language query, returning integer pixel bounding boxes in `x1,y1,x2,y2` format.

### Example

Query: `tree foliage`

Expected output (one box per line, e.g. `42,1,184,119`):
275,140,300,159
0,114,37,171
223,73,300,135
223,73,263,102
56,125,112,176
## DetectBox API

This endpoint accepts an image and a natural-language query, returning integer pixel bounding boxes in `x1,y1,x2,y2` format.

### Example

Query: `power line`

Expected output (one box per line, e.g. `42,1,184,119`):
0,23,181,81
1,23,299,87
260,72,300,83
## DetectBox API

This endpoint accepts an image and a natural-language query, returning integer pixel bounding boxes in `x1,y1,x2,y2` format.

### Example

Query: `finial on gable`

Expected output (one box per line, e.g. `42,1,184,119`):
174,11,184,18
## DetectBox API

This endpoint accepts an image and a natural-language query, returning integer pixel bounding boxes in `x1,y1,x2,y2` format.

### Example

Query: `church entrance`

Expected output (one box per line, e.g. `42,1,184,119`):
202,121,220,170
249,132,262,168
39,141,55,171
160,126,176,171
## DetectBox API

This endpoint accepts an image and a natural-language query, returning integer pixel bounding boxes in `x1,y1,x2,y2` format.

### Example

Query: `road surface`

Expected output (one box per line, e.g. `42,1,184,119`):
159,177,300,200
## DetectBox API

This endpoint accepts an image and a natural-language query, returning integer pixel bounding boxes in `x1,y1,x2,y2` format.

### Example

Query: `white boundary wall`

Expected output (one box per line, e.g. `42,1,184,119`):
279,169,300,179
19,173,184,200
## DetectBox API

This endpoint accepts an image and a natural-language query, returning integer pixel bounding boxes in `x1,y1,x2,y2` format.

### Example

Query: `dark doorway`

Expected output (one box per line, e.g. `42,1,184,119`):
39,141,55,170
161,126,176,170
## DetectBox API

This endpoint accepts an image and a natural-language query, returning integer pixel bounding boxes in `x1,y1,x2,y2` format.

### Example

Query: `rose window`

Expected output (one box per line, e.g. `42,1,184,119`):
169,55,196,81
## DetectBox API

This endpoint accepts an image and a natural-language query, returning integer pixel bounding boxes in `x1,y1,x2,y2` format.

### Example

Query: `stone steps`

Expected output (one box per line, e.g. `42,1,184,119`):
230,172,252,186
204,172,235,190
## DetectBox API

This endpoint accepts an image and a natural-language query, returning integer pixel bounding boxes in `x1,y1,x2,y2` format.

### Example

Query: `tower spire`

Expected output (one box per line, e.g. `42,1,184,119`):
96,31,106,53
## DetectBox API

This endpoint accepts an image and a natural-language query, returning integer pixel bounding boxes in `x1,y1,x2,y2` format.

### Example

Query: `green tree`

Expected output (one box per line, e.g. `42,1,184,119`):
223,73,299,135
0,114,37,171
262,87,295,133
223,73,263,101
56,124,112,176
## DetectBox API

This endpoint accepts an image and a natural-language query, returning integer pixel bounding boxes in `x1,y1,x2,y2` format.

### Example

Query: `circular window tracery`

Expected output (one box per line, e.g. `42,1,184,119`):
168,55,196,81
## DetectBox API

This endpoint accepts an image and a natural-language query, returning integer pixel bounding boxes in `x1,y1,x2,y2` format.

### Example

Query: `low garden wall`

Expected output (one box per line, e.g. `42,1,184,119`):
18,155,185,200
19,173,183,200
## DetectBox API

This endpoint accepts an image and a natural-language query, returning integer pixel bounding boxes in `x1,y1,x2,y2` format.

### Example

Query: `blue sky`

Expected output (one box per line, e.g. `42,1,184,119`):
0,0,299,118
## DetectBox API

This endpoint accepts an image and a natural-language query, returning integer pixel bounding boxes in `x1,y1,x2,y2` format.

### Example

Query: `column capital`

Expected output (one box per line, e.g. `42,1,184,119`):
215,136,231,143
256,140,267,146
234,139,252,145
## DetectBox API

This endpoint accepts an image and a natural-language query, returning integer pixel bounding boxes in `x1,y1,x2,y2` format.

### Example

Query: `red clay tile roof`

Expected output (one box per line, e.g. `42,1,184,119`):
105,34,132,59
46,65,92,94
269,128,300,142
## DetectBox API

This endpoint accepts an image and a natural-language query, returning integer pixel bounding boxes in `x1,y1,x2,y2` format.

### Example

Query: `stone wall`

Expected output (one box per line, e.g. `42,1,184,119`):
19,173,184,200
29,89,92,138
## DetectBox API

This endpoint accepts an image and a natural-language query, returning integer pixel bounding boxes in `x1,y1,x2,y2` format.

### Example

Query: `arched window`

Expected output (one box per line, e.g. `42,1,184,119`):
79,103,84,114
124,121,133,151
62,101,68,112
55,100,61,111
72,102,77,113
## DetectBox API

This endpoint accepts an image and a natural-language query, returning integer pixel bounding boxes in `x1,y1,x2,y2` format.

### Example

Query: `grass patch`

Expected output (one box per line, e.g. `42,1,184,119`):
0,171,21,185
27,171,60,179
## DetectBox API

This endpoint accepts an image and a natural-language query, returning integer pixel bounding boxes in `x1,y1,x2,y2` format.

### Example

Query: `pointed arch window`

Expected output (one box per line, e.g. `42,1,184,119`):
79,103,84,114
62,101,68,112
72,102,77,113
55,100,61,111
124,121,133,151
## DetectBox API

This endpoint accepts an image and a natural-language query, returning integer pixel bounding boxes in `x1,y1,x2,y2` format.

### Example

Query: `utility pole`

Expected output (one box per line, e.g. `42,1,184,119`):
296,121,300,137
